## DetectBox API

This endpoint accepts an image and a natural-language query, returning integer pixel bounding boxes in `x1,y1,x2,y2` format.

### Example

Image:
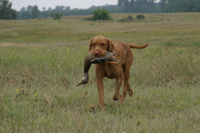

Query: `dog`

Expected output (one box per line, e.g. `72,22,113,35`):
89,35,149,109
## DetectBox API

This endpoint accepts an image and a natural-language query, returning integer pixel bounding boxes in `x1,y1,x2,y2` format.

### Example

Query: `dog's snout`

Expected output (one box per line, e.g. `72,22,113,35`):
93,51,100,56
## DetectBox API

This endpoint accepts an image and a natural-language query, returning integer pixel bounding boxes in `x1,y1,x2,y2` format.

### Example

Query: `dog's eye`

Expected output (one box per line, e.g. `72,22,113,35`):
101,43,105,47
92,44,96,48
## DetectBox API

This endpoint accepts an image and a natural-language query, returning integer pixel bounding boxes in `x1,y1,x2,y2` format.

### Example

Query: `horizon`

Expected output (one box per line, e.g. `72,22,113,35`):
9,0,117,11
9,0,160,11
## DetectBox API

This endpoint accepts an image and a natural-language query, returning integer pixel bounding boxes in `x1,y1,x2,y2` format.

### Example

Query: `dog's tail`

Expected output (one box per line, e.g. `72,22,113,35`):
129,43,149,49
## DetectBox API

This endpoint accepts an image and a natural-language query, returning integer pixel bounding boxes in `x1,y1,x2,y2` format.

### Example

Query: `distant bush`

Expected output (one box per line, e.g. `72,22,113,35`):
136,15,145,20
93,9,111,20
85,9,112,21
127,15,133,20
118,15,135,22
51,12,62,20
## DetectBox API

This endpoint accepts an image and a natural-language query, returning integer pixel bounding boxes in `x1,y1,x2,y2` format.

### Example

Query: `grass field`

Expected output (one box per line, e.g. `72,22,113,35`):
0,13,200,132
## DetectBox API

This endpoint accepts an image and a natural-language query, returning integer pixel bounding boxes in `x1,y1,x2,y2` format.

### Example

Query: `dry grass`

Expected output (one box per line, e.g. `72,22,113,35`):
0,13,200,132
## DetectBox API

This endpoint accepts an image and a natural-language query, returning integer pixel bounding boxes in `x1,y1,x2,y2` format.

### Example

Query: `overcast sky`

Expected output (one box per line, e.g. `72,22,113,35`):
9,0,118,11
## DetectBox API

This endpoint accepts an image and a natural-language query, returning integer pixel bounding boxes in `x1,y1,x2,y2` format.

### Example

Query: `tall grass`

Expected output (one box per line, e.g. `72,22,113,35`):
0,13,200,132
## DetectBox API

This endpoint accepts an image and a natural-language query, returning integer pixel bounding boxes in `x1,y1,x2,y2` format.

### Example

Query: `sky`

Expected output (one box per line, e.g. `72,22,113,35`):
9,0,118,11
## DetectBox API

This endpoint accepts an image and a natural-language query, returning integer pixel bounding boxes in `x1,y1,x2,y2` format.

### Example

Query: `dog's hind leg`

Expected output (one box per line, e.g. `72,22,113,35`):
127,82,133,97
113,76,123,101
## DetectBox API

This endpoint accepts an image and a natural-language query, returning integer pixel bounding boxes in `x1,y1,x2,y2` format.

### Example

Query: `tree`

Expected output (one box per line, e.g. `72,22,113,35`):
118,0,127,7
162,0,200,12
51,12,62,20
0,0,17,19
118,0,161,13
42,7,46,11
31,5,40,19
27,5,33,12
159,0,168,12
92,9,111,20
18,7,30,19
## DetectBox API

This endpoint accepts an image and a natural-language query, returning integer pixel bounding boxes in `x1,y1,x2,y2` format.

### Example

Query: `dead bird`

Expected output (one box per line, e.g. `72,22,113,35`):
77,51,118,86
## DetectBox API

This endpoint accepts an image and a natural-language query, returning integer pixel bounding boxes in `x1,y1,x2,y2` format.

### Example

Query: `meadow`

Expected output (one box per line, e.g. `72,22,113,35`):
0,13,200,132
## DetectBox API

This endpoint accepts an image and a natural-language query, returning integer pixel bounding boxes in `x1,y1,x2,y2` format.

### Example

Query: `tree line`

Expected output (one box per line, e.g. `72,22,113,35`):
17,5,121,20
118,0,200,13
1,0,200,20
118,0,161,13
160,0,200,12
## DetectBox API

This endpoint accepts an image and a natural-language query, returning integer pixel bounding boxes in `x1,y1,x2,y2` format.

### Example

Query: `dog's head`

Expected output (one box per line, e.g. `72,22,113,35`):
89,35,114,57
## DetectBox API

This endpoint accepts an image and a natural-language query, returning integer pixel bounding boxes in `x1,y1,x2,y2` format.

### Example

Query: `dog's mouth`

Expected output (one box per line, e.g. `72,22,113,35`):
92,50,107,57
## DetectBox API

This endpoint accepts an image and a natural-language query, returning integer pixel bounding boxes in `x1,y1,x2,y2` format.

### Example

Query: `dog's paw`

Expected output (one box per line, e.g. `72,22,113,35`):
113,94,121,101
128,89,133,97
98,104,106,110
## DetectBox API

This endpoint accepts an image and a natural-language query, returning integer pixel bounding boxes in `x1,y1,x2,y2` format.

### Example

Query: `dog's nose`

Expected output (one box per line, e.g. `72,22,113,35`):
93,51,100,56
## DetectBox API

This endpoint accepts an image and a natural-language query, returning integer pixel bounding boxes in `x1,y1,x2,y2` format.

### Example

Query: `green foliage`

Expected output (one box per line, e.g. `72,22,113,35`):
118,0,200,13
118,15,135,22
160,0,200,12
51,12,62,20
91,9,112,21
0,0,17,19
13,0,200,20
118,0,161,13
31,5,40,19
17,5,121,20
136,14,145,20
127,15,133,20
0,13,200,132
16,5,41,19
118,15,146,22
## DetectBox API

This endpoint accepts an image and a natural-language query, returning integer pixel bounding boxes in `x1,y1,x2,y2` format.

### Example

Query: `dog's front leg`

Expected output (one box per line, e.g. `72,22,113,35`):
96,76,105,109
95,66,105,109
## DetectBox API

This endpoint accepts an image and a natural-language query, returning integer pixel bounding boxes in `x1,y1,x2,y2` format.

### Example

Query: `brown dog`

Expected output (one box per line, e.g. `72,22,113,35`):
89,35,149,109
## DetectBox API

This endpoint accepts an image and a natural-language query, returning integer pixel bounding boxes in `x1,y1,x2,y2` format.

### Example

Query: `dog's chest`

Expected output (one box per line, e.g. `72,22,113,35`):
104,63,121,79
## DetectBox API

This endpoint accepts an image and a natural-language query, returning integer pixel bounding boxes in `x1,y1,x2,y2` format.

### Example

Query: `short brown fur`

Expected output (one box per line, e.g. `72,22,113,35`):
89,35,149,109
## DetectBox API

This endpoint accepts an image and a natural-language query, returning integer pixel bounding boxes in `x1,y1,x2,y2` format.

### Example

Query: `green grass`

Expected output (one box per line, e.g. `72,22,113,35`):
0,13,200,132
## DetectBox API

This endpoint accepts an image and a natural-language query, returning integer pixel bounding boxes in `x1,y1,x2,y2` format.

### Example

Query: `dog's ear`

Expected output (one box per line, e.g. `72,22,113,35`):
89,39,93,51
107,39,114,52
